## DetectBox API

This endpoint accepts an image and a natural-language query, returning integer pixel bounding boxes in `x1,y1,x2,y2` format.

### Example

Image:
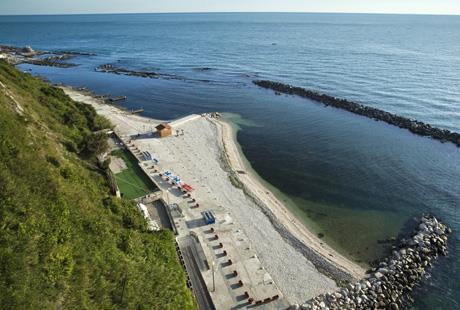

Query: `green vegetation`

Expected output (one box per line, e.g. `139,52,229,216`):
111,149,157,199
228,173,243,189
0,61,195,309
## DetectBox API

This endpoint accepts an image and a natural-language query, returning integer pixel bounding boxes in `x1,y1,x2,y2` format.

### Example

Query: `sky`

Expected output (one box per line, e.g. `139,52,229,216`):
0,0,459,15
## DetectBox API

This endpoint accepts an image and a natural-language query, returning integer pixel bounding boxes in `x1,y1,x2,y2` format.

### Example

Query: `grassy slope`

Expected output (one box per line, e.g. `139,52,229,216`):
0,61,195,309
112,149,156,199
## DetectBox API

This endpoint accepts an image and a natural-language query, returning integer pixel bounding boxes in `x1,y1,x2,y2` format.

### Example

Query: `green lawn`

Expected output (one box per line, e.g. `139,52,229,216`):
112,148,157,199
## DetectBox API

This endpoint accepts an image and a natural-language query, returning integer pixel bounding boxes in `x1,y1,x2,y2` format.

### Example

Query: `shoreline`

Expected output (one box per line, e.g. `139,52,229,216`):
63,85,365,280
211,116,365,282
61,85,366,302
219,114,374,268
296,214,451,309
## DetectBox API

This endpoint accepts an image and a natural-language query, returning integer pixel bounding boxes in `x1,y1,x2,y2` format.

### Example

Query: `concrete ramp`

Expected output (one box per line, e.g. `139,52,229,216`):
170,114,202,128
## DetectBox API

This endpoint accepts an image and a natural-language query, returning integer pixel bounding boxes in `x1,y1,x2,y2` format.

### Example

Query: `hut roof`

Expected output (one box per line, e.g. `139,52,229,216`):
155,123,171,130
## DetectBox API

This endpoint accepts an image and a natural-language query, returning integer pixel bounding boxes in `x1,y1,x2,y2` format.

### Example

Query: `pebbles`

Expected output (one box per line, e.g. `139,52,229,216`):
292,214,451,310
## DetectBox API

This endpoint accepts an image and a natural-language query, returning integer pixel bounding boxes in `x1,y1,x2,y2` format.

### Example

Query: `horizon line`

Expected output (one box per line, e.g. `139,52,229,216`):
1,11,459,17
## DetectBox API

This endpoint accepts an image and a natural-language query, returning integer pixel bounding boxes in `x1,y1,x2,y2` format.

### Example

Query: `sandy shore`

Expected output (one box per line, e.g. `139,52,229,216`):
62,86,365,304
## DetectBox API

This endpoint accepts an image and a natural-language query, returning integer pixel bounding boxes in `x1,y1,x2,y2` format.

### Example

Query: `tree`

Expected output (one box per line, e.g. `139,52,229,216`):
83,132,109,157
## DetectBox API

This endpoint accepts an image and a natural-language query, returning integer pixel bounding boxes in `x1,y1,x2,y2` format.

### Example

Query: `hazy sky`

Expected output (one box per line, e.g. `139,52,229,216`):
0,0,459,15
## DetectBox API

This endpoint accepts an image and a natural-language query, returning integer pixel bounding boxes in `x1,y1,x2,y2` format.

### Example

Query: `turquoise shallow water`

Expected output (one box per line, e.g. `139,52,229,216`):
1,13,459,309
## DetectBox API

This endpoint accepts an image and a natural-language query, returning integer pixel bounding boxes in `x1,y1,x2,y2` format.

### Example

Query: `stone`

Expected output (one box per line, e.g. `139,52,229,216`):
390,302,399,310
378,267,389,274
375,272,384,279
292,215,450,310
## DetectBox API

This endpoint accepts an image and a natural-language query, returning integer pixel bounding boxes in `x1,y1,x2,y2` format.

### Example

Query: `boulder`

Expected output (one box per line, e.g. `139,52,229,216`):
290,215,451,310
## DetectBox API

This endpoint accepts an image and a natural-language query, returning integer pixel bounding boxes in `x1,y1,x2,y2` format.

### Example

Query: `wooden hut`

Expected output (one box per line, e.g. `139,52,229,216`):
156,123,172,138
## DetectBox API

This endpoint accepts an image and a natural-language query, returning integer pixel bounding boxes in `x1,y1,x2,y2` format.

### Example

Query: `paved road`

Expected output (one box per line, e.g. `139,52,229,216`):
178,237,215,310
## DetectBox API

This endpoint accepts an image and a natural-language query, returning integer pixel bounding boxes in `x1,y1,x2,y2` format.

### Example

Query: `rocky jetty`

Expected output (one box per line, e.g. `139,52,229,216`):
94,64,216,83
55,50,96,56
96,63,180,80
0,45,90,67
25,57,78,68
253,80,460,148
291,215,451,310
96,63,160,78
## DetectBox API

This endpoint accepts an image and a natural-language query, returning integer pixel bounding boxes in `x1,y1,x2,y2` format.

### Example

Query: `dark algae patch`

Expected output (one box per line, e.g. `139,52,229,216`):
0,61,195,309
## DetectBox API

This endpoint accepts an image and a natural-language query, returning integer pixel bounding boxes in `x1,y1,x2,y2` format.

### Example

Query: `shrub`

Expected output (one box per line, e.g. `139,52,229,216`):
0,61,195,309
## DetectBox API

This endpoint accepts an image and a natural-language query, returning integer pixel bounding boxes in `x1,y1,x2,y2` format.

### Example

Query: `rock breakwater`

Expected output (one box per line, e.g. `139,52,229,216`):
253,80,460,148
291,214,451,310
0,45,92,67
96,63,181,80
0,45,95,68
95,64,218,84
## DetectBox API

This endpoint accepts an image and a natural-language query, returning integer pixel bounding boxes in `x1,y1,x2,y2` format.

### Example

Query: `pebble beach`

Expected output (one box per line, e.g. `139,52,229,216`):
62,86,366,304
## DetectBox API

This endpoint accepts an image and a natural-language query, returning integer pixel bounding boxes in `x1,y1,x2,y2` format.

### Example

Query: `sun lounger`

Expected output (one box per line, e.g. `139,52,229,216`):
203,211,215,225
182,184,193,192
142,151,152,161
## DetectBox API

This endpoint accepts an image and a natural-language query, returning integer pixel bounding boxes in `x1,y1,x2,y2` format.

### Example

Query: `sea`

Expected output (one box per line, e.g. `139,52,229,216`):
0,13,459,309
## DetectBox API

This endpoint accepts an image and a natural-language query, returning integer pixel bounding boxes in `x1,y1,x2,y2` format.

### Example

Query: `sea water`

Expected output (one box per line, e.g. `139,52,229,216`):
1,13,459,309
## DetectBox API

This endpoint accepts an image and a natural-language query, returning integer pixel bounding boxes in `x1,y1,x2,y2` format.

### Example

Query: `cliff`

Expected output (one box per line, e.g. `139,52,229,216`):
0,61,195,309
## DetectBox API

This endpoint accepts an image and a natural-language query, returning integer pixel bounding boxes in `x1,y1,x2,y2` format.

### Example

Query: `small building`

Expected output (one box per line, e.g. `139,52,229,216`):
156,123,172,138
